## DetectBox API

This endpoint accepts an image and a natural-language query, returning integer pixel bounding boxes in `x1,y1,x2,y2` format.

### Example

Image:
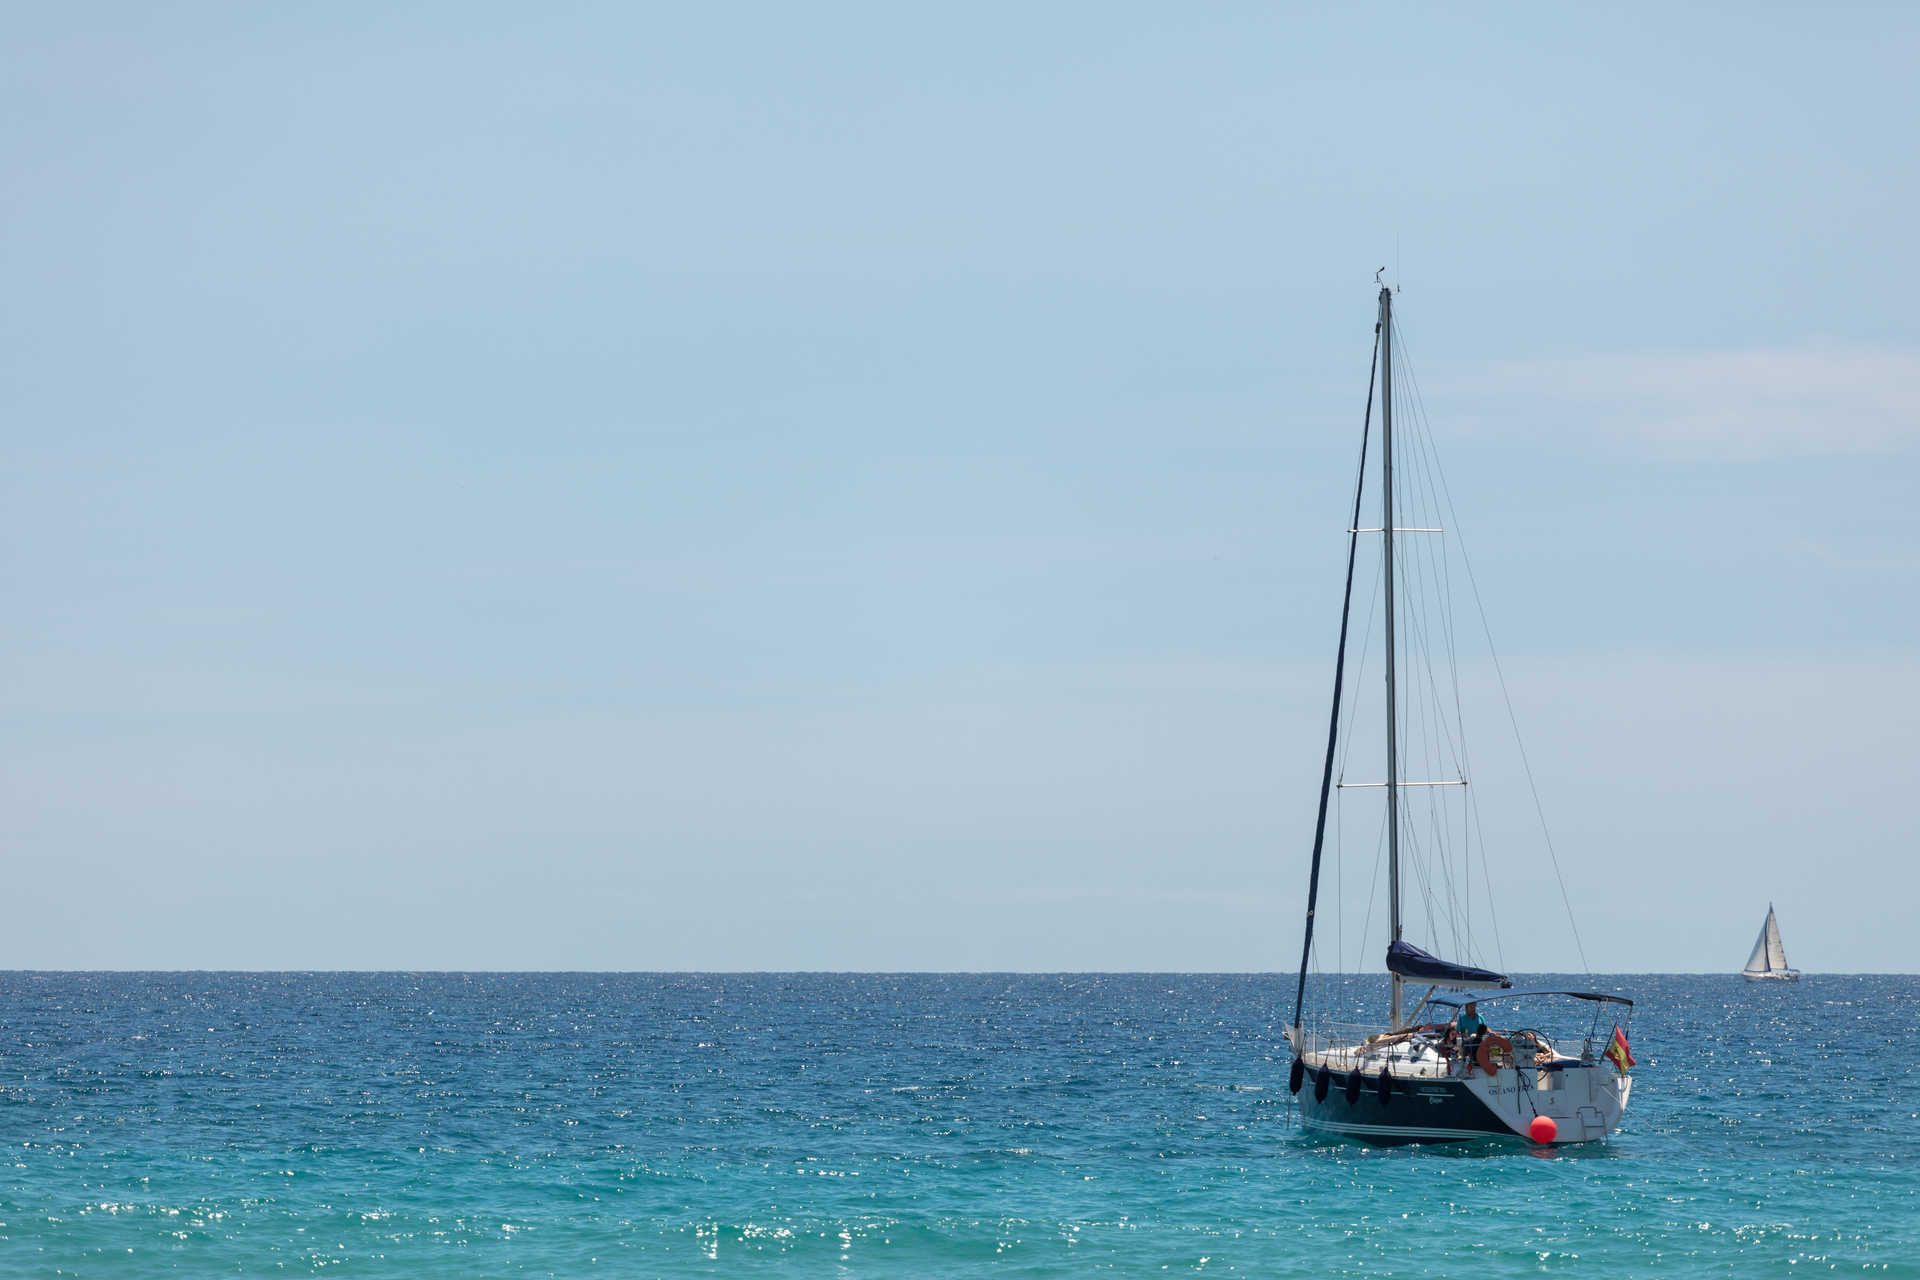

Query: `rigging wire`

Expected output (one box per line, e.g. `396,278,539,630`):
1336,553,1384,783
1388,329,1510,973
1394,352,1480,961
1355,794,1389,970
1396,330,1501,968
1391,317,1592,976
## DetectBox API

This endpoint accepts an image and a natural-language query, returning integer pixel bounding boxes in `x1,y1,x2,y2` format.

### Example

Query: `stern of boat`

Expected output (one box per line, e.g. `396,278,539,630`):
1462,1062,1630,1143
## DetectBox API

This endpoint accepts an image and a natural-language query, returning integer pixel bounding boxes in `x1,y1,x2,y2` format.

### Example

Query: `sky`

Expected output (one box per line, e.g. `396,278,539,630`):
3,4,1916,971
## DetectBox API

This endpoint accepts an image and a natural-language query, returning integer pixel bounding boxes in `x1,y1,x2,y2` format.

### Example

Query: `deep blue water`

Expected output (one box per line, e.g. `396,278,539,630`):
1,973,1913,1276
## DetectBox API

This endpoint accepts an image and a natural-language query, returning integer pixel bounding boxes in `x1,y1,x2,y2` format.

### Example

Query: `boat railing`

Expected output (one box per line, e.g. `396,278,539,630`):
1291,1020,1391,1061
1294,1020,1608,1073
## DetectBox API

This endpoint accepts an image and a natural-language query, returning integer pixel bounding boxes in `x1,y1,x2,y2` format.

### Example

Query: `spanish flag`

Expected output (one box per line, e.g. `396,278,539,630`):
1604,1024,1636,1073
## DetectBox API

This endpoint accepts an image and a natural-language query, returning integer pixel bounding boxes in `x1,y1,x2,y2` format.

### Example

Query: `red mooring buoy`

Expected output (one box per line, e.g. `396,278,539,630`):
1529,1115,1557,1144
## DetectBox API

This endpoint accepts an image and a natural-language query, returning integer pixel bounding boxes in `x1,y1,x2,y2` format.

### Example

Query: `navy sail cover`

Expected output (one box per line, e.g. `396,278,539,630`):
1386,941,1512,988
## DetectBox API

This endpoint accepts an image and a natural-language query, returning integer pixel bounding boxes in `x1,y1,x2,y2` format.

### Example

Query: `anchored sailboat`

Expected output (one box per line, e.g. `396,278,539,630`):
1283,285,1635,1145
1741,904,1800,981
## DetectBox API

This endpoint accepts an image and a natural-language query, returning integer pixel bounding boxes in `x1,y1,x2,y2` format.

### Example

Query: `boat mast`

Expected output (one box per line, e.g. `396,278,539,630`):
1380,284,1404,1030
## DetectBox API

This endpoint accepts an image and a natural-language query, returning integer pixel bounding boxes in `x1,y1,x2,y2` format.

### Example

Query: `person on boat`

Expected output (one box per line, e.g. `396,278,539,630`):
1511,1029,1563,1066
1454,1001,1488,1075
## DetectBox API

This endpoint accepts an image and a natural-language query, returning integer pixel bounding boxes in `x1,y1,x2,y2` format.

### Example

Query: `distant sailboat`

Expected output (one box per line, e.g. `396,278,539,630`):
1741,904,1800,982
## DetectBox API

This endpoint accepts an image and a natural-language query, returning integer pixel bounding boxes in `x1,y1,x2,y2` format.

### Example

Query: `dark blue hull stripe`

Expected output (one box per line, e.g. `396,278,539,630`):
1298,1074,1514,1143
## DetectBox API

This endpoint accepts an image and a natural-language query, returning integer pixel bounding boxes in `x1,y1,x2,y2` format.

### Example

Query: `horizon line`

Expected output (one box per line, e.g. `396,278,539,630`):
1,968,1905,978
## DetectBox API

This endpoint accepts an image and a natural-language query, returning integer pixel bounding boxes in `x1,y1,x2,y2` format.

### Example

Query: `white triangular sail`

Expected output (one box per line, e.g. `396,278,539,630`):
1743,906,1789,975
1743,921,1770,974
1764,908,1789,971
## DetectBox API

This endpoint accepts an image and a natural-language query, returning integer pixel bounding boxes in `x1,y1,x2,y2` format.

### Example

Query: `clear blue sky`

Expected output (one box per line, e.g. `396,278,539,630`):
4,5,1915,970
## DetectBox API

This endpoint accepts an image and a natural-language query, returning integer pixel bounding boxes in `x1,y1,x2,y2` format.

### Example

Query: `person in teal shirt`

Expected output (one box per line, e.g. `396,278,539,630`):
1454,1001,1488,1074
1456,1002,1487,1039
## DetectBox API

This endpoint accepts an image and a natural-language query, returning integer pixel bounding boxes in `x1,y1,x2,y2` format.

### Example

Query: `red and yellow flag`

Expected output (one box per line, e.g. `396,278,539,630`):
1604,1023,1636,1073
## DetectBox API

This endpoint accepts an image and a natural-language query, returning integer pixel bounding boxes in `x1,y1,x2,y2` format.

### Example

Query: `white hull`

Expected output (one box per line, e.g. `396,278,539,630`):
1290,1033,1631,1144
1742,969,1800,982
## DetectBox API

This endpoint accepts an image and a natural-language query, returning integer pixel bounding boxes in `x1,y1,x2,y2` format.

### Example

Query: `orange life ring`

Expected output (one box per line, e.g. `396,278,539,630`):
1476,1033,1512,1075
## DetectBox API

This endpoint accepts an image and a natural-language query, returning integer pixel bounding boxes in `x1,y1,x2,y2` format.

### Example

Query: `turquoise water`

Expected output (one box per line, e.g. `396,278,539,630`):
1,973,1913,1276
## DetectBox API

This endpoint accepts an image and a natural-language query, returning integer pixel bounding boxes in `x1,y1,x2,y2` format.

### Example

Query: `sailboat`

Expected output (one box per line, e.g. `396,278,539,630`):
1283,284,1635,1145
1741,904,1800,981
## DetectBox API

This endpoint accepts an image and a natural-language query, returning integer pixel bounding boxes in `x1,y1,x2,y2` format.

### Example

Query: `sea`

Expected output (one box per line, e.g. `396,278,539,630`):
1,972,1913,1276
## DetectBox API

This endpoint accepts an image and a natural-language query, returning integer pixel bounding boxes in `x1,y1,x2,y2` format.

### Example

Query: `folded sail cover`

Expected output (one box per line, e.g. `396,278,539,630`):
1386,941,1512,989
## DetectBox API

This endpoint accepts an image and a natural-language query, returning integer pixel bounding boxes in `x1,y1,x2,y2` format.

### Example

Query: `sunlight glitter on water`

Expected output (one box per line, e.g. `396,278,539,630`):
0,972,1913,1276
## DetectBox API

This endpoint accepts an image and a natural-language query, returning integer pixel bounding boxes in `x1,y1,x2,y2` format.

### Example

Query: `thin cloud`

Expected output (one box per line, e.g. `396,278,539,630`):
1439,345,1920,459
